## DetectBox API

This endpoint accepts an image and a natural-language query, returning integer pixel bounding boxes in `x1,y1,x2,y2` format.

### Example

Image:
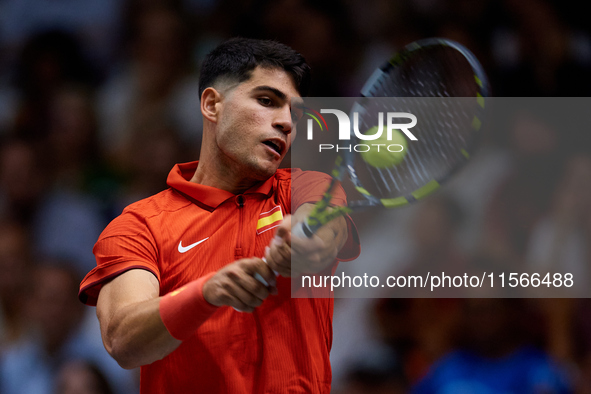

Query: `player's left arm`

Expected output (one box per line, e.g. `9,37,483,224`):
264,203,348,277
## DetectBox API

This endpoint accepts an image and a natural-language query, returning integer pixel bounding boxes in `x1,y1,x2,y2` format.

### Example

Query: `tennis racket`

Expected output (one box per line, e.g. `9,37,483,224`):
292,38,490,238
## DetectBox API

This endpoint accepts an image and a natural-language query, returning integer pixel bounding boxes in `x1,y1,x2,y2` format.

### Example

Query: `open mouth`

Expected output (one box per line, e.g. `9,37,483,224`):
262,140,283,156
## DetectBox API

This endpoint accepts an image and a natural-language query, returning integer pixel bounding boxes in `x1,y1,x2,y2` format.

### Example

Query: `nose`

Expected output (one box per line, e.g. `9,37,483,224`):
273,106,293,135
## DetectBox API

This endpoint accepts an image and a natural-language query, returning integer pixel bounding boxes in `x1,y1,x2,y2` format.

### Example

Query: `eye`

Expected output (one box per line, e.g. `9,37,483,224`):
291,107,303,124
258,97,272,106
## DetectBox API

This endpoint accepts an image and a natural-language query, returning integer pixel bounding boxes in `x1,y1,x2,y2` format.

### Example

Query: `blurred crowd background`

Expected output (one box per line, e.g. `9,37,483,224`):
0,0,590,393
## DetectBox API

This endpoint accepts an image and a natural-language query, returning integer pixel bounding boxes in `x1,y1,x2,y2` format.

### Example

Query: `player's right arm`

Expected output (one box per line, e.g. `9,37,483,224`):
97,269,177,370
96,258,276,369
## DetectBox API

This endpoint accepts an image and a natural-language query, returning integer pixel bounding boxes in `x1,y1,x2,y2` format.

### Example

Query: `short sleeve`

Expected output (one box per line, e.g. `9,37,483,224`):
337,217,360,261
291,169,348,209
79,211,160,306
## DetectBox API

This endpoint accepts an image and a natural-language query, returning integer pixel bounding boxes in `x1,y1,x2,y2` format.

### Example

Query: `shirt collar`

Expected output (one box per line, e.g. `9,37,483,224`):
167,161,275,209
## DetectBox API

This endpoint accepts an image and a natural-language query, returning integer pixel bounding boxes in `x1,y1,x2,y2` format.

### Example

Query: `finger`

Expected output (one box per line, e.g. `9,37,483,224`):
270,236,291,264
239,258,276,285
275,216,292,246
253,272,269,287
264,259,289,278
213,281,254,312
227,294,254,313
230,300,254,313
236,273,271,302
254,264,278,295
289,240,340,276
227,280,264,309
263,247,280,278
218,265,267,308
301,244,339,265
239,258,277,293
254,257,278,288
290,232,325,255
265,245,291,277
265,259,289,278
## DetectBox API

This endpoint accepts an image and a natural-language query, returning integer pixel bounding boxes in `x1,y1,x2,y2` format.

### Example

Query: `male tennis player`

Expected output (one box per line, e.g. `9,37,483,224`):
79,38,359,393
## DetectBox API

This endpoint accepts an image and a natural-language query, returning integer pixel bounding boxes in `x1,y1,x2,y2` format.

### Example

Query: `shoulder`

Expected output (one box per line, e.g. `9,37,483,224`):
103,189,191,237
275,168,331,185
274,167,294,182
122,188,190,218
273,168,332,196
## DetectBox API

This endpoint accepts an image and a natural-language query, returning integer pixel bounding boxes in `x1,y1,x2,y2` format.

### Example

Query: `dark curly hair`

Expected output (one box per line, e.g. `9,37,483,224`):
198,37,311,98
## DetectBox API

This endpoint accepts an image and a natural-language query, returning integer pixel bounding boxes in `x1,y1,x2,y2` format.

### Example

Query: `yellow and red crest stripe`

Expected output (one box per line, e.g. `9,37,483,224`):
256,206,283,234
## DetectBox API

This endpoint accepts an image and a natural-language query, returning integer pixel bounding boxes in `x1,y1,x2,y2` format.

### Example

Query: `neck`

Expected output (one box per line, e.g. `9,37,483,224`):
190,157,261,194
194,124,270,193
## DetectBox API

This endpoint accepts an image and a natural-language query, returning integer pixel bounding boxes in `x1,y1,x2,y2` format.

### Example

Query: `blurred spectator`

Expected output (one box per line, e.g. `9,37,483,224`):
405,195,467,278
27,84,116,276
44,85,115,194
331,196,466,387
0,0,122,76
334,194,468,389
0,261,137,394
239,0,359,96
114,115,188,211
32,188,106,277
526,154,591,392
527,154,591,290
55,360,114,394
576,348,591,394
412,298,573,393
337,363,407,394
443,143,512,253
0,1,590,394
0,138,47,225
481,108,565,266
12,30,99,142
374,298,461,386
0,220,32,349
492,0,591,96
98,1,202,161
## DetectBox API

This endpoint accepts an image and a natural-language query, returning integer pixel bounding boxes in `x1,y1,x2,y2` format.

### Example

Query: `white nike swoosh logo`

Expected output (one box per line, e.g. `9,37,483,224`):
178,238,209,253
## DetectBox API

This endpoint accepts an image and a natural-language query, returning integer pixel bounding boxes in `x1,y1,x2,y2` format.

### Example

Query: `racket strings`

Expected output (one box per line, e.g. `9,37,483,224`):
360,100,475,198
384,48,476,98
353,45,481,200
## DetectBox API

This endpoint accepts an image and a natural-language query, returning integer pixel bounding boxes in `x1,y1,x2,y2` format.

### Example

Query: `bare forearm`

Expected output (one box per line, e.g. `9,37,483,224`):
96,270,182,369
101,297,181,369
96,264,274,369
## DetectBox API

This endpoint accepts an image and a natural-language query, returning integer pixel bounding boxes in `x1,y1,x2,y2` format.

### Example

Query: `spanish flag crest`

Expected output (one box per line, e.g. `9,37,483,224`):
256,206,283,234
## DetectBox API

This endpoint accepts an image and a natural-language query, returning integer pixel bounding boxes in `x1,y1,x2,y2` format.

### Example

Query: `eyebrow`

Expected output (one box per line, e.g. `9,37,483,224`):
252,85,289,101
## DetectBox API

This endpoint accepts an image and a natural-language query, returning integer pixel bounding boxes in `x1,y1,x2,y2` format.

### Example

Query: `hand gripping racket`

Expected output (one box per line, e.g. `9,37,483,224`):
292,38,490,238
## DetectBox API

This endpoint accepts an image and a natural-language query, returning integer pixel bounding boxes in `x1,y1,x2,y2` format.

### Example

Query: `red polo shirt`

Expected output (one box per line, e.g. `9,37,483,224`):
79,162,360,394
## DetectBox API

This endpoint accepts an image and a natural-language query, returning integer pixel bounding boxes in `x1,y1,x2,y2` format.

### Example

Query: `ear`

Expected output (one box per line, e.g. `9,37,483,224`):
201,87,222,123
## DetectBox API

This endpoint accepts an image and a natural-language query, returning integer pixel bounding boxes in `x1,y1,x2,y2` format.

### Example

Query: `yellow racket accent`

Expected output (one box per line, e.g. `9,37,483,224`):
381,197,409,208
477,93,485,109
472,116,481,131
474,75,483,88
355,186,371,196
411,179,440,200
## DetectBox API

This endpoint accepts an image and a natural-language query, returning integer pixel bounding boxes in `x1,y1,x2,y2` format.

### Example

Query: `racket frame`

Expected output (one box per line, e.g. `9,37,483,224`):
298,38,489,237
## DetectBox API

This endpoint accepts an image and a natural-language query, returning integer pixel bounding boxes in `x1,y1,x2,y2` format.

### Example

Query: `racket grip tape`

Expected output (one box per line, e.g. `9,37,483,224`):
292,221,314,238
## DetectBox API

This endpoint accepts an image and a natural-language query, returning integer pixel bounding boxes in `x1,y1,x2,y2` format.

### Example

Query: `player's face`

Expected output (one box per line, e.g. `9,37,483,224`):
215,67,302,180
